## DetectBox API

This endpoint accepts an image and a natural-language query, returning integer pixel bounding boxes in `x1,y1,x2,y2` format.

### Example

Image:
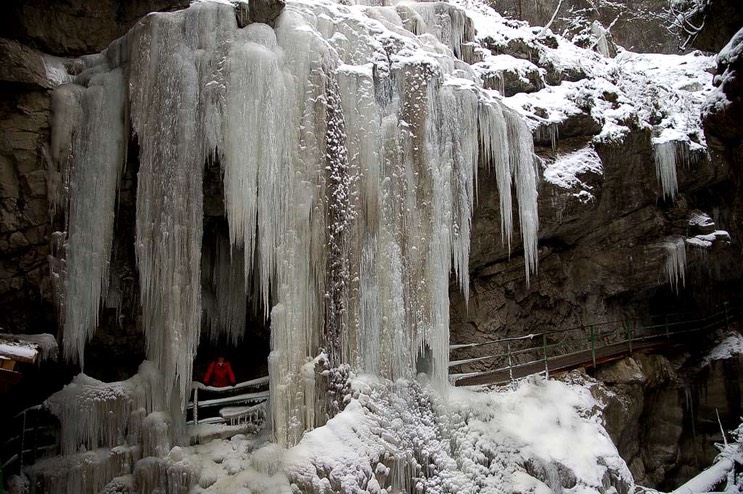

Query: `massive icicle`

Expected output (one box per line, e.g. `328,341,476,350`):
201,229,247,345
128,4,235,407
52,0,541,450
44,362,164,455
663,236,687,292
653,138,688,199
52,69,126,366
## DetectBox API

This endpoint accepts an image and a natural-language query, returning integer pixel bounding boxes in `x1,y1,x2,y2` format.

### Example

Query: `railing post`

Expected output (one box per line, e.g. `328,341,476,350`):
665,314,670,339
32,414,38,463
626,321,633,355
507,341,514,382
542,333,549,379
724,302,730,331
193,386,199,425
590,326,596,369
19,410,26,470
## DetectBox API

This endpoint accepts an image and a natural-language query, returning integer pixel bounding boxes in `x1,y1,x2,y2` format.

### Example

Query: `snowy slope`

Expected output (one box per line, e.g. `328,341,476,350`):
178,374,631,494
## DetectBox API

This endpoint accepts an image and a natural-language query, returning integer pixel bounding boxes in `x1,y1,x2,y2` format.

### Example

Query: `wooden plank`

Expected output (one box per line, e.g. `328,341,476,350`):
0,367,22,385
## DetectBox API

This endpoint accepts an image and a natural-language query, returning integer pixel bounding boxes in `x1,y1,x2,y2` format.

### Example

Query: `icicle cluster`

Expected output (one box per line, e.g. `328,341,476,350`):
202,231,247,345
26,446,136,494
653,139,688,199
53,0,540,448
128,4,236,407
44,362,165,455
50,69,126,366
663,236,687,292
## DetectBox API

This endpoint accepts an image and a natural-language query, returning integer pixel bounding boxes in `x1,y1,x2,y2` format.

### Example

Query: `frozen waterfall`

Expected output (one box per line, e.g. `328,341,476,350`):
50,0,540,448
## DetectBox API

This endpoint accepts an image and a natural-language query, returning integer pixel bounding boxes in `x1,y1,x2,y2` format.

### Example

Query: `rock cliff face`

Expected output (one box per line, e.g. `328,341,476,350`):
487,0,743,54
0,0,190,56
450,17,739,380
487,0,681,53
593,343,743,489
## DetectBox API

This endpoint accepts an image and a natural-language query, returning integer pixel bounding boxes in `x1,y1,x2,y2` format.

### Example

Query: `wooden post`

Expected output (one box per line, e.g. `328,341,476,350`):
590,326,596,369
193,387,199,425
542,333,549,379
724,302,730,331
626,321,633,355
507,341,514,382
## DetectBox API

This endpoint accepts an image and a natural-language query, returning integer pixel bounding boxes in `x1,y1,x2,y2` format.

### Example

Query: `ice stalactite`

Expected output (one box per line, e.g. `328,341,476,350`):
663,236,687,292
536,122,560,151
48,84,83,218
409,3,473,58
507,108,540,284
128,3,235,408
478,101,514,251
202,230,247,345
222,23,291,310
591,21,611,58
58,69,126,366
653,139,688,199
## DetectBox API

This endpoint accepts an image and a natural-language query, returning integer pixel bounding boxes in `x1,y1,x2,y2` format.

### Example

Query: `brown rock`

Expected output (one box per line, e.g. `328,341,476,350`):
0,38,50,88
488,0,682,54
235,0,285,27
0,0,191,57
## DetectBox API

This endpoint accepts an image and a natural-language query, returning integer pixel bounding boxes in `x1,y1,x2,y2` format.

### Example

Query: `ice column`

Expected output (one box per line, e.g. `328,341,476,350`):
663,236,687,292
201,231,247,345
653,139,688,199
506,108,540,284
57,69,126,366
128,3,235,406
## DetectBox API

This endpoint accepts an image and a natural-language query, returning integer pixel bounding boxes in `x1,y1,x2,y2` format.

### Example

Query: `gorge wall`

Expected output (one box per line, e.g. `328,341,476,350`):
0,0,742,491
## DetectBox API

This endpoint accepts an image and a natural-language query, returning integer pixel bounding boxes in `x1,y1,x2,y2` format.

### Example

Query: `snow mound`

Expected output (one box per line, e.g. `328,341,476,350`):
702,332,743,367
543,146,603,190
171,375,632,494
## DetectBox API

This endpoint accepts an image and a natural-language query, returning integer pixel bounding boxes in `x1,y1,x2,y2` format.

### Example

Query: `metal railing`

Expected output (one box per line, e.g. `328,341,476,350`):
450,303,738,386
187,375,270,426
0,405,59,478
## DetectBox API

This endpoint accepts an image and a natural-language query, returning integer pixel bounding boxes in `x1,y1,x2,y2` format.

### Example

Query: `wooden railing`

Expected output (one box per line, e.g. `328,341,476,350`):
450,303,738,387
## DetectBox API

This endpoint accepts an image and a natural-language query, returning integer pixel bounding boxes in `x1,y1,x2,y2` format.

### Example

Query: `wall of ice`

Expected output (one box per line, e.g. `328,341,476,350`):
49,0,540,448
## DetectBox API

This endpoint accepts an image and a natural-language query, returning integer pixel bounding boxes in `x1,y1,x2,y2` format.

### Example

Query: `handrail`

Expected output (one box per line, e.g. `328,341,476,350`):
451,304,738,386
188,376,270,426
191,375,269,393
0,404,59,475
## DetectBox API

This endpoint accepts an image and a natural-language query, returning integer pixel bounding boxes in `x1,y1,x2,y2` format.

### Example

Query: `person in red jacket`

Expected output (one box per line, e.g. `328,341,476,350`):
203,356,236,387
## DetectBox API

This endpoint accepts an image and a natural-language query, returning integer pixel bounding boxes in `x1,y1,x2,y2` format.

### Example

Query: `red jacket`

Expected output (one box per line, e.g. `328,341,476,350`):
203,361,235,387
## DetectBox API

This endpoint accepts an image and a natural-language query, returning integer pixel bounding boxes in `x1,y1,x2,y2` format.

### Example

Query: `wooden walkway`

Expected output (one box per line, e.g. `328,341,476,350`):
450,304,737,387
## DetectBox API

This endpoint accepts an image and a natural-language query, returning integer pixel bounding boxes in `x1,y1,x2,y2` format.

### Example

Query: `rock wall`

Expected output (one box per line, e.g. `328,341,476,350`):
451,20,739,375
0,39,55,335
593,344,743,490
488,0,743,55
0,0,189,57
488,0,682,53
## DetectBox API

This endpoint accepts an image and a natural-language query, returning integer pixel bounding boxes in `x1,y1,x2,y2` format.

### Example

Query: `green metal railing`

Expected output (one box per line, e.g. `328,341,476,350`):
450,303,738,386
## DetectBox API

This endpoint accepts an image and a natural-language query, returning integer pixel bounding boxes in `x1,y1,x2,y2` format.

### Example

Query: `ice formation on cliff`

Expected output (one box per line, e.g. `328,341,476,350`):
663,236,687,292
50,0,540,452
50,70,126,367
